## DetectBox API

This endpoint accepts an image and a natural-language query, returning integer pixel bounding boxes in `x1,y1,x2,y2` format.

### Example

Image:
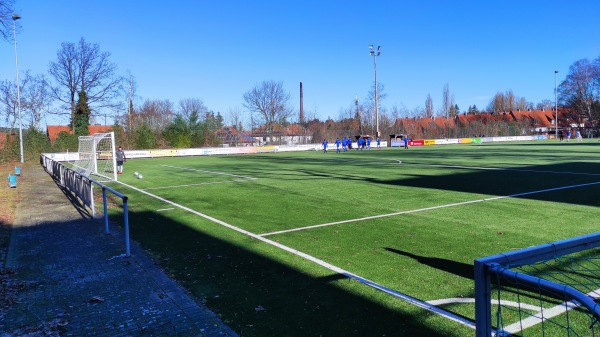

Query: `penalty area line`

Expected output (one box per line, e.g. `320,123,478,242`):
115,179,476,330
144,179,253,190
160,164,257,180
259,180,600,237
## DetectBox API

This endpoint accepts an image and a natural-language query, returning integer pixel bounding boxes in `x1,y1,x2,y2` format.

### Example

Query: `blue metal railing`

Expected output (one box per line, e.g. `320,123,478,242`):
40,154,131,257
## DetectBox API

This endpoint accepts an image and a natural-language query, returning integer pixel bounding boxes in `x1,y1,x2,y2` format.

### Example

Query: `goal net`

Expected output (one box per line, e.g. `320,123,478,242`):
70,132,117,181
475,233,600,336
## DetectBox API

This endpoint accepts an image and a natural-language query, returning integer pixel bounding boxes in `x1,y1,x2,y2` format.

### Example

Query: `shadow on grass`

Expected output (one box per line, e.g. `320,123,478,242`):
225,154,600,208
384,247,474,280
128,210,458,337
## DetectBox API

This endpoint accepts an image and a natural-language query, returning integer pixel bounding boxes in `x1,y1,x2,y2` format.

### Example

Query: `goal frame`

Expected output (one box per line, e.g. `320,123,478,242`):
474,232,600,336
73,131,118,181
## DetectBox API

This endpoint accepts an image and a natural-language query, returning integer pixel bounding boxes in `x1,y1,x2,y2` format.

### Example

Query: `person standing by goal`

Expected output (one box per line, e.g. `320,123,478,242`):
116,146,126,174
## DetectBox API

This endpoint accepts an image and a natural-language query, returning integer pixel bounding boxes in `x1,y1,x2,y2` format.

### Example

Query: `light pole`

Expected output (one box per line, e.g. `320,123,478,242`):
554,70,558,140
12,14,24,163
369,45,381,139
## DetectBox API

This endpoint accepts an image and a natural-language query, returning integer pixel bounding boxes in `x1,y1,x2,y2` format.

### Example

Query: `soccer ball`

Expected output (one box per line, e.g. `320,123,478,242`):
138,174,143,179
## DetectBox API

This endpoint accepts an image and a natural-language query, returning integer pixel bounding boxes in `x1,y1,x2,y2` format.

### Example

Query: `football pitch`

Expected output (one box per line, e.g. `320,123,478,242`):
107,141,600,336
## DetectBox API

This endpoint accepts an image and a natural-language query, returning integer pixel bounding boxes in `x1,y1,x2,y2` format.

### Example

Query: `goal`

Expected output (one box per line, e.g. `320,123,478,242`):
71,132,118,181
475,232,600,336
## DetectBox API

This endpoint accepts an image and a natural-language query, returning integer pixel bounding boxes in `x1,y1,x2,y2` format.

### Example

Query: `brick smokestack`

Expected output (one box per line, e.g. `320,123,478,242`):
299,82,304,124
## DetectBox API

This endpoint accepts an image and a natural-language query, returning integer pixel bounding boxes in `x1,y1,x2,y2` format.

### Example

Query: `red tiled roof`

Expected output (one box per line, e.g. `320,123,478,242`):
88,125,113,134
397,109,571,130
46,125,71,143
46,125,113,143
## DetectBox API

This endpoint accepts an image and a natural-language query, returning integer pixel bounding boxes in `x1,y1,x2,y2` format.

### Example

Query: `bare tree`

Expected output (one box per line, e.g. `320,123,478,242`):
227,106,244,131
0,0,15,42
441,83,451,118
178,98,207,121
449,99,458,117
21,71,53,130
0,79,17,130
536,99,554,111
135,99,175,133
487,90,524,113
558,58,600,124
243,80,293,142
48,37,123,123
425,94,434,118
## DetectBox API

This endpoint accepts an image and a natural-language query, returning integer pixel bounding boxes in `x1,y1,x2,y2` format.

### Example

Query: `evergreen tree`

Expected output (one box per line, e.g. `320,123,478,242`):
163,115,191,148
133,123,157,149
53,131,79,152
72,91,91,136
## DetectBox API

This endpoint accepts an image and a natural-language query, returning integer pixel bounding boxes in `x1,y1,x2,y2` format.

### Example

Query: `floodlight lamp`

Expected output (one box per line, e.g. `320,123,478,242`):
12,14,21,20
369,45,374,50
378,46,381,50
377,52,381,56
370,51,374,56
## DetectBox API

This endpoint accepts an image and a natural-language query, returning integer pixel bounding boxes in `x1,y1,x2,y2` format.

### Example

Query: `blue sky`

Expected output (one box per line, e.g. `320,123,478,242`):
1,0,599,127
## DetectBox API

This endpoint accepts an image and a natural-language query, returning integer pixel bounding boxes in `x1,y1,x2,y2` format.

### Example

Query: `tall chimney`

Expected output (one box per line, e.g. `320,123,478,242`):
299,82,304,124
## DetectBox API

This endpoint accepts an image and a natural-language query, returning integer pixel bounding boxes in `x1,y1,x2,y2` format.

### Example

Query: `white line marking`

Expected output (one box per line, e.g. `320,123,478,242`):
410,163,600,176
160,164,257,180
144,179,253,190
156,208,174,212
259,181,600,236
499,288,600,335
426,297,542,312
116,179,477,330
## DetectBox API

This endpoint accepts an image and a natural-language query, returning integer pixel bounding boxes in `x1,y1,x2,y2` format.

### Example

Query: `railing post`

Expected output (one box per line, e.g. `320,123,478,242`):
123,196,130,257
102,187,109,234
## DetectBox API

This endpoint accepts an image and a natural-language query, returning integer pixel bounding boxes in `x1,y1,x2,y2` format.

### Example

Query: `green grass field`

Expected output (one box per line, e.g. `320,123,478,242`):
105,140,600,337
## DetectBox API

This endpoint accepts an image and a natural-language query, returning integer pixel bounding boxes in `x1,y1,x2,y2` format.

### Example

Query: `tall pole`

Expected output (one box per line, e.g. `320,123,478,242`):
369,45,381,138
299,82,304,124
554,70,558,140
12,14,24,163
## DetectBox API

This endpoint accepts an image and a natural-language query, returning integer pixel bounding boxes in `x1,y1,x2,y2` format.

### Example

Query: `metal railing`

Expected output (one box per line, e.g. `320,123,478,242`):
40,154,131,256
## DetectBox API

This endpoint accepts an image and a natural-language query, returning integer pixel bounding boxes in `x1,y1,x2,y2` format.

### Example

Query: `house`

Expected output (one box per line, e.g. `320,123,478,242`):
215,126,254,146
251,123,312,145
394,108,585,139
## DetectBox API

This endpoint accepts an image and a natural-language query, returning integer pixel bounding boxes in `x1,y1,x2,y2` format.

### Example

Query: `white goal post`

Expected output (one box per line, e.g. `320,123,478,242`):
71,132,118,181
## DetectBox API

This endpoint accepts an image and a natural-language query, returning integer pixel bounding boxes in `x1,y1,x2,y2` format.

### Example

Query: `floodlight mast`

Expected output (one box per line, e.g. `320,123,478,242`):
12,14,24,163
369,45,381,139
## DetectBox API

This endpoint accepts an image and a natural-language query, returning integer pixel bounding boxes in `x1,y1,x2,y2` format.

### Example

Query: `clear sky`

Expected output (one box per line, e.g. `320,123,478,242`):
1,0,599,127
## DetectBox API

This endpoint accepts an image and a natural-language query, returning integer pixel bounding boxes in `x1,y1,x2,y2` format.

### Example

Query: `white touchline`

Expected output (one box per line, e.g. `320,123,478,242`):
144,179,252,190
156,208,174,212
160,164,257,180
259,181,600,237
116,179,477,330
